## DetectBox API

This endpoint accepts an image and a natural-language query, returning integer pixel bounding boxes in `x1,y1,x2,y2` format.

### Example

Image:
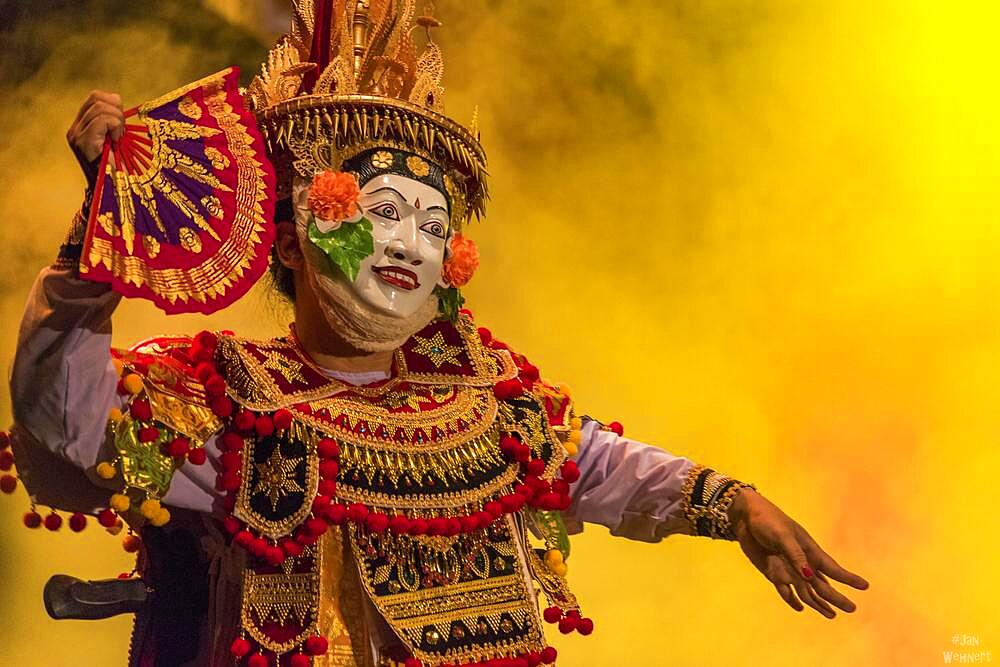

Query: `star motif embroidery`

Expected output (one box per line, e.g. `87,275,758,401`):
253,447,304,512
263,354,307,385
411,331,463,368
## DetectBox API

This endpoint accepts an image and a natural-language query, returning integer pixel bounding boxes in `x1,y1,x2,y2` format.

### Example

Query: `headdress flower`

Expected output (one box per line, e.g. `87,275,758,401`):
442,233,479,287
307,170,360,223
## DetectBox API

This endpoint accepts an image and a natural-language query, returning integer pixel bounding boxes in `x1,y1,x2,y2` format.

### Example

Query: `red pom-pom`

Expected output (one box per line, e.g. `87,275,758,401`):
525,459,546,476
576,617,594,635
0,431,10,450
222,516,242,535
194,330,218,353
230,638,252,658
558,616,577,634
493,379,524,400
311,494,331,514
304,635,329,656
44,512,62,531
264,546,285,566
499,435,520,456
0,450,13,471
204,374,227,398
324,503,347,525
122,534,142,552
69,512,87,532
23,511,42,528
388,514,411,534
290,654,311,667
513,444,531,463
366,512,390,533
166,437,190,458
519,363,540,383
234,530,254,547
499,493,526,513
317,438,339,459
540,647,557,663
273,409,293,431
477,327,493,345
543,606,563,624
560,461,580,483
249,537,269,557
404,659,422,667
138,426,160,443
194,362,215,384
210,396,233,418
247,653,268,667
187,448,207,465
254,415,274,437
234,410,256,432
319,459,339,480
526,651,542,667
484,501,503,518
129,399,153,422
318,478,337,496
281,538,304,558
551,479,569,495
98,508,118,527
0,474,18,494
407,518,428,536
607,421,624,436
459,514,479,533
221,432,244,452
426,517,447,536
220,451,242,472
347,503,369,523
218,472,241,492
306,517,328,537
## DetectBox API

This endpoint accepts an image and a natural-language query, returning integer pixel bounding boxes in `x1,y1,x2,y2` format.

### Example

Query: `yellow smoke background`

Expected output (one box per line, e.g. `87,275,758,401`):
1,0,997,664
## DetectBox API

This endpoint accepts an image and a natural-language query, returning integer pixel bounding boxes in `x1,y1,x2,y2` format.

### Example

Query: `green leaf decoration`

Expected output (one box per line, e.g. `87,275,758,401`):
307,215,375,282
527,508,572,559
435,285,464,322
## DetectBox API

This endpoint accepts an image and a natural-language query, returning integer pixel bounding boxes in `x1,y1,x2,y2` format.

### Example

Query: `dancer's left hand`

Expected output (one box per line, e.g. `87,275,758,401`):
727,489,870,618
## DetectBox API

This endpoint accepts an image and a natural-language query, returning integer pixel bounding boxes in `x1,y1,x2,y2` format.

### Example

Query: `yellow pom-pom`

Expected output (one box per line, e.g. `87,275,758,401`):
570,417,583,430
112,358,125,377
551,562,569,577
149,507,171,527
109,493,130,512
564,442,578,458
544,549,564,566
568,429,582,445
557,383,572,397
122,373,144,395
108,407,123,423
96,462,117,480
139,498,161,520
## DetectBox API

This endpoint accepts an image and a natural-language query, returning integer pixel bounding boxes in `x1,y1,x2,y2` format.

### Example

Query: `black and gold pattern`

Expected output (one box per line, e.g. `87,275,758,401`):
681,464,756,540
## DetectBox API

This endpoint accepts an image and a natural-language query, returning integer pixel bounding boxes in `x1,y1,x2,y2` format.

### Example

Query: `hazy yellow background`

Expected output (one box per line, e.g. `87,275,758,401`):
1,1,998,664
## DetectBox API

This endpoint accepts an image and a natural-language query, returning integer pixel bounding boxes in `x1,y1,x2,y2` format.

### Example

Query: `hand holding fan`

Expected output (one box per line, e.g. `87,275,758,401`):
81,67,276,314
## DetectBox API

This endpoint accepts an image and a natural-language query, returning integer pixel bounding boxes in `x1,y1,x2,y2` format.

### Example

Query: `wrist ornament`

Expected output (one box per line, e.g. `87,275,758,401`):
681,464,756,540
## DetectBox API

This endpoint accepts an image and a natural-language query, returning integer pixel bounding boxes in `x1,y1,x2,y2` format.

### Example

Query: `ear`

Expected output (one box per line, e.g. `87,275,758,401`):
274,221,304,271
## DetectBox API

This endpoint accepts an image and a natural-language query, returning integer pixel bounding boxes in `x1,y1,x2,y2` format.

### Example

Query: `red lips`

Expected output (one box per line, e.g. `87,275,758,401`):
371,265,420,290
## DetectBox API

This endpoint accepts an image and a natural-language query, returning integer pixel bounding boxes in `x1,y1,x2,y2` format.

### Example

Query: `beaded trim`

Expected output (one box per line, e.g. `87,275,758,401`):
680,464,756,540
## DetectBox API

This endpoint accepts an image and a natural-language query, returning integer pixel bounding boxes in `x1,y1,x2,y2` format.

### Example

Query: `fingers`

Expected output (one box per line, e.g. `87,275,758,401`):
774,529,814,580
774,581,804,612
809,571,857,613
799,530,870,590
74,90,122,123
793,577,837,619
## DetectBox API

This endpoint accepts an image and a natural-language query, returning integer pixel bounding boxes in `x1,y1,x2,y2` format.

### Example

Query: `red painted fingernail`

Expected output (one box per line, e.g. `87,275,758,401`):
801,566,814,578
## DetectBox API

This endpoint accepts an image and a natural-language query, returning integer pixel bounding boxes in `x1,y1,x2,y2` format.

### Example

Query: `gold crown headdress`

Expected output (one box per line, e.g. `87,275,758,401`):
248,0,487,226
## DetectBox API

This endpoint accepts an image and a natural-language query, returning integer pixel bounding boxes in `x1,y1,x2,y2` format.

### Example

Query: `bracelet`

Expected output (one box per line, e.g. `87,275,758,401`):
54,195,90,270
681,464,756,540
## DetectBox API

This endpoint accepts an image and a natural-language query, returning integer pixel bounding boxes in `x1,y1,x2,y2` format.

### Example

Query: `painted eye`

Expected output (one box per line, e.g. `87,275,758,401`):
420,220,446,238
369,202,399,220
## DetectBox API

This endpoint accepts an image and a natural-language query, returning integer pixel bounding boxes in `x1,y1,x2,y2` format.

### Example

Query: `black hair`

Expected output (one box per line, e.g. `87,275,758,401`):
268,197,296,302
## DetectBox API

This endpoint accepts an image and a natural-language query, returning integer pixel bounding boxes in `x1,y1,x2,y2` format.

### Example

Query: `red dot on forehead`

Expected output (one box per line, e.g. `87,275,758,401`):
415,198,421,209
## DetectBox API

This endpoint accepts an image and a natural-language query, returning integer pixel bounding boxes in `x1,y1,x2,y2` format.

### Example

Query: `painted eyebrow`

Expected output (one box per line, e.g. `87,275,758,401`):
426,205,448,214
363,186,406,201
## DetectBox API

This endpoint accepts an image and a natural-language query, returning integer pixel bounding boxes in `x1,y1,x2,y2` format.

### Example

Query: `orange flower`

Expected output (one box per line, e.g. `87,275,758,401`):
307,170,360,221
442,233,479,287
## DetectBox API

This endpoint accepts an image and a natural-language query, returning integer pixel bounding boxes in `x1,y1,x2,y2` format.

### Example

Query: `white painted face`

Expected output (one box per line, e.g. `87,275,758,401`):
298,172,450,318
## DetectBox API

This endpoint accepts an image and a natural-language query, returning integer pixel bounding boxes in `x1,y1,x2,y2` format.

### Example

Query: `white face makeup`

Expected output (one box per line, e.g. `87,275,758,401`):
352,173,450,316
295,172,451,319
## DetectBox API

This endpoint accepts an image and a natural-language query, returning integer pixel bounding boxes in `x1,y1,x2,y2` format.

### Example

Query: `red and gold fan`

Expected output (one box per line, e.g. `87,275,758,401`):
81,67,276,314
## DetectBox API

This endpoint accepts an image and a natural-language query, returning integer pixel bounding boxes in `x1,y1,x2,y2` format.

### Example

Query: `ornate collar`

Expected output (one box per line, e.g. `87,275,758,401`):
217,314,517,411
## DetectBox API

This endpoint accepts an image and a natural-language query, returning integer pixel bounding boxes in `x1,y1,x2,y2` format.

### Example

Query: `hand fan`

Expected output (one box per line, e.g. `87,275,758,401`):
81,67,276,314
